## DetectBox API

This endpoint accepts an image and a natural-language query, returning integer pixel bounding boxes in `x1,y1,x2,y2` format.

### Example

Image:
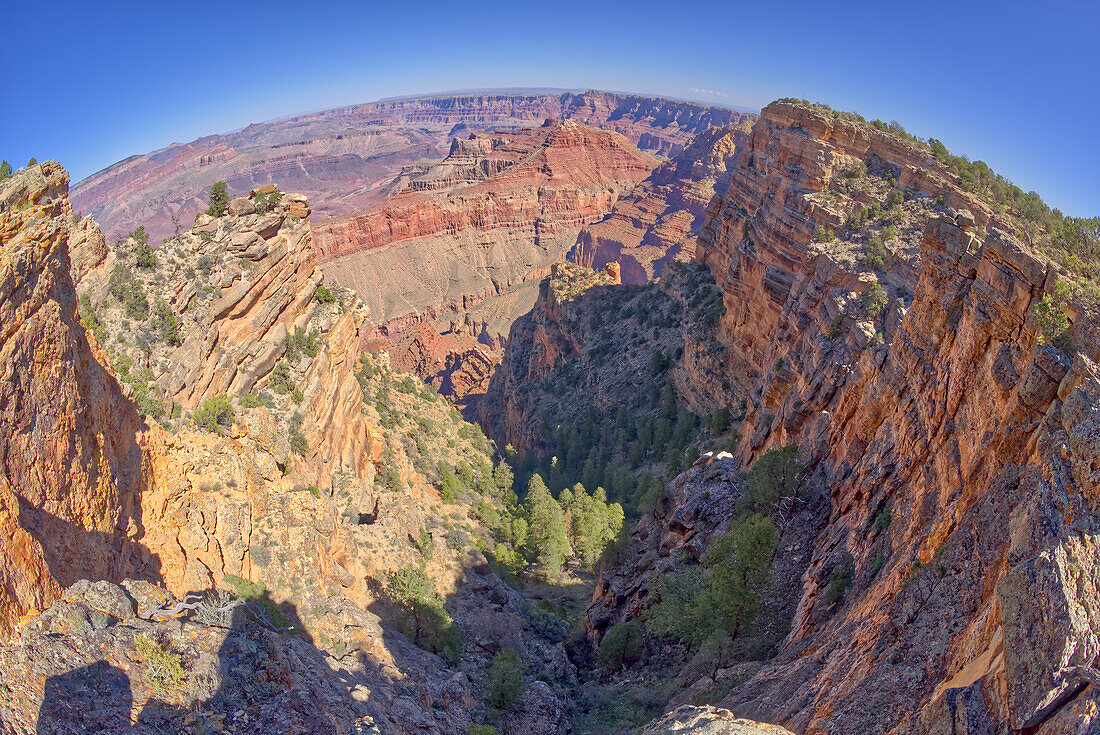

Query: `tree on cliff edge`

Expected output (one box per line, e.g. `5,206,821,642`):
206,181,229,217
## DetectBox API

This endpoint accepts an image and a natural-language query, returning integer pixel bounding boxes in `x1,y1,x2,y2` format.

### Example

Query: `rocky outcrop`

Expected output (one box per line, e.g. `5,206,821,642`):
0,163,153,636
76,185,375,493
590,100,1100,733
572,121,754,284
643,705,795,734
0,164,577,733
72,90,755,242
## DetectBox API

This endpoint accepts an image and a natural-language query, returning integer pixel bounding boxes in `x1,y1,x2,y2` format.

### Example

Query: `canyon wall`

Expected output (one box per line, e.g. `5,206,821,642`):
571,120,754,284
591,101,1100,733
72,90,755,242
1,164,578,734
313,120,656,405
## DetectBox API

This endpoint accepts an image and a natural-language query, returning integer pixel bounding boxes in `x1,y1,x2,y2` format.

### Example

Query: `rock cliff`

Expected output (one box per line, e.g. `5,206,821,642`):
572,121,754,284
0,162,153,636
72,90,755,243
0,164,575,734
589,100,1100,733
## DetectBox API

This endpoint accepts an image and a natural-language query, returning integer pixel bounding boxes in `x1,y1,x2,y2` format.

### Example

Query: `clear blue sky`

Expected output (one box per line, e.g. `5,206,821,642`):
2,0,1097,216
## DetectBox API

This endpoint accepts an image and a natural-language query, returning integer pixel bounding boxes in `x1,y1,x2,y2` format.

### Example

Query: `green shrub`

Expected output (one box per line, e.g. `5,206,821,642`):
193,394,234,433
0,160,10,180
886,189,904,208
206,182,229,217
285,327,320,362
487,649,526,711
153,299,182,346
875,509,892,530
77,293,108,344
864,283,889,318
862,237,887,270
269,360,295,394
1030,290,1073,352
242,390,269,408
742,445,803,513
124,280,149,321
824,552,855,605
134,635,187,697
681,629,737,684
596,620,644,670
314,283,336,304
386,564,464,664
522,603,568,643
288,412,309,455
814,227,836,243
468,726,501,735
252,188,282,214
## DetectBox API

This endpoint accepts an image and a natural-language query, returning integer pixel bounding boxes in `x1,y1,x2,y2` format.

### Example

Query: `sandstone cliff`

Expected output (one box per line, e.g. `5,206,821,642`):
589,100,1100,733
72,90,755,243
572,121,754,284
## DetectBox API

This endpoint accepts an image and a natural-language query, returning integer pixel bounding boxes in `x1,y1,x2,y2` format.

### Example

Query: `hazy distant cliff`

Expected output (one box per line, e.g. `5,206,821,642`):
71,90,756,242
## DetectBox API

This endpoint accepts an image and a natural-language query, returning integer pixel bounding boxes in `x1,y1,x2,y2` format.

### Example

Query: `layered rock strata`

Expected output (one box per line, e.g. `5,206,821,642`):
72,90,755,242
572,121,754,284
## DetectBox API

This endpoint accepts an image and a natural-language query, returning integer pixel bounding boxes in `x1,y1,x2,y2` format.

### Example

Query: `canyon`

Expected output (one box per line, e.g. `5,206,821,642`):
71,90,755,244
312,119,654,406
0,92,1097,735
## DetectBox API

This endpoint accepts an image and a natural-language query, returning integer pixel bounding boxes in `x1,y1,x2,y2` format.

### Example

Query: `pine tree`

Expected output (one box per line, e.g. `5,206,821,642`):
524,474,570,574
701,514,779,637
0,160,11,180
206,181,229,217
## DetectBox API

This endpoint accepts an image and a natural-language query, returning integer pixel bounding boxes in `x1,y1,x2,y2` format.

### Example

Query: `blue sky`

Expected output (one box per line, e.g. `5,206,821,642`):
2,0,1097,216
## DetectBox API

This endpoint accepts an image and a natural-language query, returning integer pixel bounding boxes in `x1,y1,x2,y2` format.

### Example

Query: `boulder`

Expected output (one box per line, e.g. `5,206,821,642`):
228,196,257,217
286,193,310,218
61,580,135,621
642,705,794,734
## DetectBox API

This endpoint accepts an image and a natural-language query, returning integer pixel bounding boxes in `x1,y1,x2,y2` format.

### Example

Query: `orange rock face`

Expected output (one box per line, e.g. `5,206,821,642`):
0,164,154,635
680,101,1100,732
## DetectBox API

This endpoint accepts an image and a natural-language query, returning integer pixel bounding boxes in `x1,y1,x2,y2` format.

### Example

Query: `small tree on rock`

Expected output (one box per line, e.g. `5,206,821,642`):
206,181,229,217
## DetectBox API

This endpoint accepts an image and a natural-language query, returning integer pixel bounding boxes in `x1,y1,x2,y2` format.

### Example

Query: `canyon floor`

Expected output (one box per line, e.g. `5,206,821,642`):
1,96,1099,735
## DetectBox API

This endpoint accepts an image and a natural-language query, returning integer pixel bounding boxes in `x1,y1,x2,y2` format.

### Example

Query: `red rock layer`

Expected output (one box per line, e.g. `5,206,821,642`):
315,121,654,259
